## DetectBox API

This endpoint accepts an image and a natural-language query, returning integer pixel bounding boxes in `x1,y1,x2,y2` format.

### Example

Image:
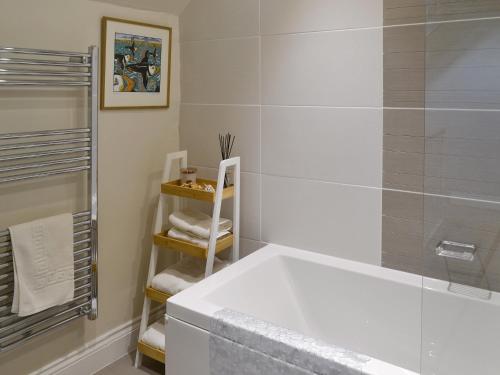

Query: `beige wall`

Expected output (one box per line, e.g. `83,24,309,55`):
0,0,179,373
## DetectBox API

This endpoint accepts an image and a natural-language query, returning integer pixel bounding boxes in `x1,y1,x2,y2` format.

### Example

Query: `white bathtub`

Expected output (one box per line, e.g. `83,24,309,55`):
166,244,500,375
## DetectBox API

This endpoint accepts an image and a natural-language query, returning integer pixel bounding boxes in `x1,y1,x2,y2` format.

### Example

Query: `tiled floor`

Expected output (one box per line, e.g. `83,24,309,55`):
96,354,164,375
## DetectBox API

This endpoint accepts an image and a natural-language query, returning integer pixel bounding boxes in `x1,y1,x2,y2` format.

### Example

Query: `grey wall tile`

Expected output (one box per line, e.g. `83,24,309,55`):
261,0,383,35
384,150,424,176
262,175,382,265
382,189,423,221
384,109,425,136
261,106,382,187
180,0,259,41
181,37,259,104
384,0,500,26
180,104,260,173
261,29,383,106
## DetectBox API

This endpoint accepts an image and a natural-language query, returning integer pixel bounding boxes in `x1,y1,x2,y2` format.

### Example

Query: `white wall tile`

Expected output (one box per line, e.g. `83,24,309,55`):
262,175,382,265
181,0,259,41
180,104,260,173
261,29,383,106
261,0,383,35
181,37,259,104
261,106,382,187
186,167,261,241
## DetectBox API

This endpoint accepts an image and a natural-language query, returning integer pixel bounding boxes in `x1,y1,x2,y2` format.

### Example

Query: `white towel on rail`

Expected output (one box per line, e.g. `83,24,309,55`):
9,213,74,317
169,208,232,239
167,227,230,249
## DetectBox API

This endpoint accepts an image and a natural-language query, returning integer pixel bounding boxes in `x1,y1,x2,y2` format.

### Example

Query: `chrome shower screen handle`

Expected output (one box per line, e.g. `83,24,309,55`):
436,240,476,261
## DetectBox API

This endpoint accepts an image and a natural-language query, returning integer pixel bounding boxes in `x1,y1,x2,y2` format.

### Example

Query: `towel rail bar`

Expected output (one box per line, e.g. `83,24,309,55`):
0,128,90,140
0,298,12,308
0,156,90,174
0,165,90,184
0,69,92,78
75,229,91,237
0,57,91,67
0,80,91,87
0,47,91,58
0,146,91,163
0,45,98,352
1,307,89,352
0,297,91,342
0,137,91,152
0,290,91,332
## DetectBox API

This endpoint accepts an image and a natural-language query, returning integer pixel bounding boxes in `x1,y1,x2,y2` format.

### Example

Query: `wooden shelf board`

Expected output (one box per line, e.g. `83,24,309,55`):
153,232,233,259
146,287,172,304
161,178,234,202
137,341,165,364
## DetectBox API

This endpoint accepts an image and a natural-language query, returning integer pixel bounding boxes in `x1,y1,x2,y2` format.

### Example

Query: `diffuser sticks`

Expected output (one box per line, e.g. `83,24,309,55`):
219,132,235,187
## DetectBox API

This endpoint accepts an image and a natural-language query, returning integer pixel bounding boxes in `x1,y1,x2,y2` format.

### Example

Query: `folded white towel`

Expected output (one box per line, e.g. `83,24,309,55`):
169,208,232,239
151,256,228,295
142,319,166,351
9,213,74,317
167,227,230,249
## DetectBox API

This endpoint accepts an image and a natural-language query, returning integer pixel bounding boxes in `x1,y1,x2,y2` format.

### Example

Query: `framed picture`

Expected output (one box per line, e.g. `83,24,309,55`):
100,17,172,110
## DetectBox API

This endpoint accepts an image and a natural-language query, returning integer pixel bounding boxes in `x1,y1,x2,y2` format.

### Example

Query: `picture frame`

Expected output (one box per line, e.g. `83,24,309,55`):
100,17,172,110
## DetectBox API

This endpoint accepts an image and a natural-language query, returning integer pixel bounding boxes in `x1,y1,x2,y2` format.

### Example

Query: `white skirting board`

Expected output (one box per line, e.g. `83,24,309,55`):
32,307,165,375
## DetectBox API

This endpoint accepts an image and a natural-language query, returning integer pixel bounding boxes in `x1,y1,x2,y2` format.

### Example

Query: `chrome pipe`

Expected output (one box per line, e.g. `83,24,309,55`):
0,47,91,58
0,128,89,140
74,211,91,219
74,256,91,265
0,57,90,67
0,311,87,352
0,156,90,173
74,283,91,293
0,80,90,86
0,69,91,77
74,247,91,257
0,146,90,163
74,274,92,284
0,297,12,308
74,220,91,229
0,137,90,152
0,299,91,342
74,229,91,237
89,45,99,321
74,238,91,247
75,265,91,274
0,165,90,184
0,287,13,299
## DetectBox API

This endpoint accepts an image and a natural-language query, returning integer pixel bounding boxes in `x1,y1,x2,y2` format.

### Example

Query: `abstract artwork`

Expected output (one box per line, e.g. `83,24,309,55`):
101,17,172,109
113,33,162,93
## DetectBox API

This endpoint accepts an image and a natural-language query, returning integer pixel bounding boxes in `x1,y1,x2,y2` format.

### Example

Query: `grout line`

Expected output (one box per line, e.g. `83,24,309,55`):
258,0,263,243
180,15,500,44
260,172,500,206
182,103,500,112
182,103,260,107
180,35,260,44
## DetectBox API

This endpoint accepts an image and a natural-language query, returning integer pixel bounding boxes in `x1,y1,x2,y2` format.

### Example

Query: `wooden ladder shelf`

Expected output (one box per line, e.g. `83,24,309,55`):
135,151,241,368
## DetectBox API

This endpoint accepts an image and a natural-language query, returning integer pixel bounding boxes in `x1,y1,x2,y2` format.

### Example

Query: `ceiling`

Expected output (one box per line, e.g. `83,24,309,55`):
92,0,191,15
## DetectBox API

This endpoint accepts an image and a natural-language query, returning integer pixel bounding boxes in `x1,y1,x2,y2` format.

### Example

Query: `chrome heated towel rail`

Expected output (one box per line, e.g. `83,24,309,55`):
0,46,98,352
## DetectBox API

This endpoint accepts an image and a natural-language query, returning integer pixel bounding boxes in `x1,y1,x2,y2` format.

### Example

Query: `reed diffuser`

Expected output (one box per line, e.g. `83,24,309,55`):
219,132,235,187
